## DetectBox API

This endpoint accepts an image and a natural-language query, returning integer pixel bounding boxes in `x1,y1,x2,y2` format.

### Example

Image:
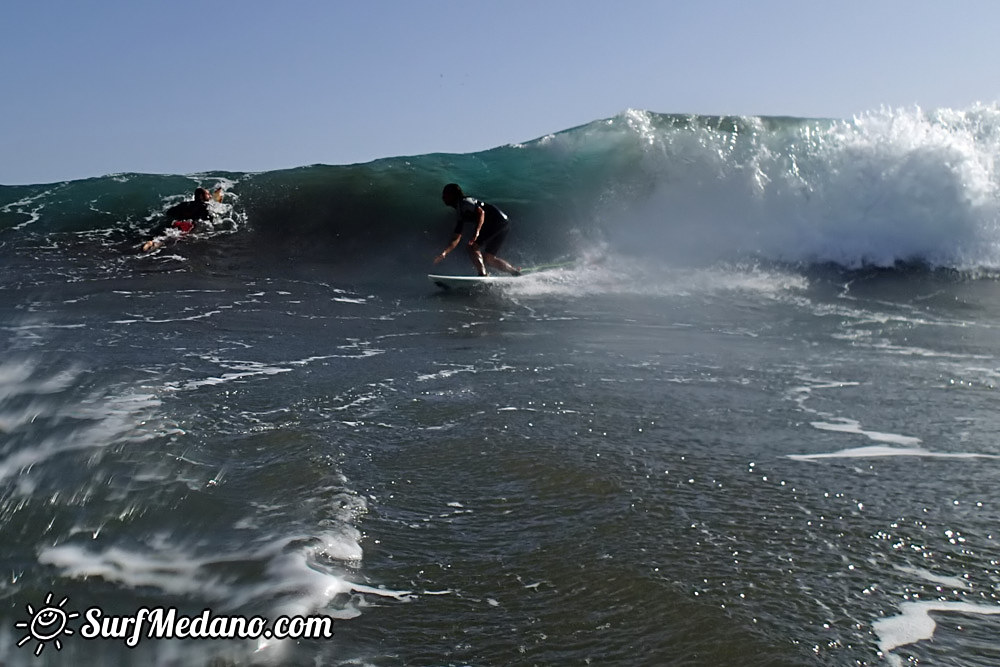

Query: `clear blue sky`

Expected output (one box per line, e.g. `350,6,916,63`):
1,0,996,185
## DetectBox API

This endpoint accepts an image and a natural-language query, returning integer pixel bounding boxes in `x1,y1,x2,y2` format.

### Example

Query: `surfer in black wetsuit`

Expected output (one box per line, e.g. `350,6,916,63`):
141,187,223,252
166,187,215,222
434,183,521,276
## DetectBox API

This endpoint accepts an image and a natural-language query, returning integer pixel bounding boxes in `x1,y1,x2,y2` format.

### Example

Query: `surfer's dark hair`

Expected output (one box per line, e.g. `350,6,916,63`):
442,183,464,199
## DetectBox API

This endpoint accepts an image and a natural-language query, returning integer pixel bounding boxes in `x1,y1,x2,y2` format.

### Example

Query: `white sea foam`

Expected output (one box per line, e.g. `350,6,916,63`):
600,105,1000,269
416,364,477,382
892,565,970,591
163,358,292,391
37,521,404,662
808,418,922,446
874,601,1000,664
503,256,807,301
37,506,394,618
789,445,1000,461
787,379,862,416
0,187,56,230
0,358,164,484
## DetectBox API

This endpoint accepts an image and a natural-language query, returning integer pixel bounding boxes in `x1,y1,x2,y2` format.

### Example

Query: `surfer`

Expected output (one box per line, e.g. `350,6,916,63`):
434,183,521,276
141,187,223,252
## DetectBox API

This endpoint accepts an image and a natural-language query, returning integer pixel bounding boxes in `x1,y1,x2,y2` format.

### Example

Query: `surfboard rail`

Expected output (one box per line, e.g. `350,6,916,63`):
427,274,520,290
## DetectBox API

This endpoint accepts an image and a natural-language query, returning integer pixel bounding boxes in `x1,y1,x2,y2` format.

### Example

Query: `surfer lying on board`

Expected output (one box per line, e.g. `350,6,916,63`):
141,187,224,252
434,183,521,276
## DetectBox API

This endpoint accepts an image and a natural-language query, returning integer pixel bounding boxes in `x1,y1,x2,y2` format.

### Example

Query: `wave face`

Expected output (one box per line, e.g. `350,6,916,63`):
4,104,1000,272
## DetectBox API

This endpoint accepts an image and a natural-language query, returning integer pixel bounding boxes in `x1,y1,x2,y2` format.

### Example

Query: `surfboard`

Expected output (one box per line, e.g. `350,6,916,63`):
428,260,575,290
428,274,520,290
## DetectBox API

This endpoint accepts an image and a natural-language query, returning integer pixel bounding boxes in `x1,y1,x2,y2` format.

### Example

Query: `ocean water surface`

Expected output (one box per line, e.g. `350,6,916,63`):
3,106,1000,665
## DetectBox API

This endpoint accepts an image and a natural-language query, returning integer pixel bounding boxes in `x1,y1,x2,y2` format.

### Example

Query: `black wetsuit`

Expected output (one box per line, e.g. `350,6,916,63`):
149,199,214,237
454,197,510,255
166,200,212,222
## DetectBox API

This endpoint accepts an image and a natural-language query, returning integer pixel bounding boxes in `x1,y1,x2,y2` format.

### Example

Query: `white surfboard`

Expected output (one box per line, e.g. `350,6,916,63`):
427,274,520,290
428,261,573,290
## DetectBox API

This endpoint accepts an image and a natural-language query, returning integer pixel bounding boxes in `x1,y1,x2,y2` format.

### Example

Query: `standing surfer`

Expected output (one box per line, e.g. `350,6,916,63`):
434,183,521,276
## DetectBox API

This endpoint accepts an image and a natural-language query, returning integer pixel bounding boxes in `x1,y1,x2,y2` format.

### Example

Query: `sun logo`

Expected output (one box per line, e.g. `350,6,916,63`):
15,592,80,656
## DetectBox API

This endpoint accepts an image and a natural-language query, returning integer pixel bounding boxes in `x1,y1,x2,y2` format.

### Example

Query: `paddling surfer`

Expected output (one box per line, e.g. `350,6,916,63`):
434,183,521,276
141,187,223,252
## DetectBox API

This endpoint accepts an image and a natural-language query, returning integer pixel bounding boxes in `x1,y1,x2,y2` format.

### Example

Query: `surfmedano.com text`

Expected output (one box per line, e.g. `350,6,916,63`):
81,606,335,647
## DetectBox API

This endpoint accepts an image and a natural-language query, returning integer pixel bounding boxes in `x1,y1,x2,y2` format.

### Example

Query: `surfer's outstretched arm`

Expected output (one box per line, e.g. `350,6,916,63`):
434,233,462,264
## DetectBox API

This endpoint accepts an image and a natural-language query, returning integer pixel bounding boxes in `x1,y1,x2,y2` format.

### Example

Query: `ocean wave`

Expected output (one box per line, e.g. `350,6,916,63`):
3,104,1000,272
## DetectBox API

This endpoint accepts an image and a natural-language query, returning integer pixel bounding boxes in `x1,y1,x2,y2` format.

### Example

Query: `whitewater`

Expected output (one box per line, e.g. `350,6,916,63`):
2,105,1000,665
